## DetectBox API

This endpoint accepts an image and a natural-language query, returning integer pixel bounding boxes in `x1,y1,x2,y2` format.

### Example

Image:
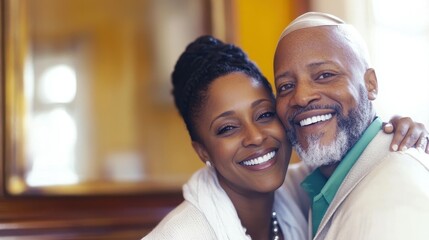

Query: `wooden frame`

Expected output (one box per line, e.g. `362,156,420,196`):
0,193,183,239
1,0,226,196
0,0,5,196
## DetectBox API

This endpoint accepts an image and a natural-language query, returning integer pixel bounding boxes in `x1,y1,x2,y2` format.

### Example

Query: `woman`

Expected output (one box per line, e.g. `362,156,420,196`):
143,36,428,240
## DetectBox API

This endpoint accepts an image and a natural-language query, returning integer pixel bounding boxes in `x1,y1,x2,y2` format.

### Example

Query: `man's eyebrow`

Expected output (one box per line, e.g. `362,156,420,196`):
275,60,339,81
307,60,338,69
274,71,292,82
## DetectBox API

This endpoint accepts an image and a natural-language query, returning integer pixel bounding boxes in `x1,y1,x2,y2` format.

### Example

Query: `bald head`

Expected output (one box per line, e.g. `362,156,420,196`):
278,12,345,42
275,12,371,71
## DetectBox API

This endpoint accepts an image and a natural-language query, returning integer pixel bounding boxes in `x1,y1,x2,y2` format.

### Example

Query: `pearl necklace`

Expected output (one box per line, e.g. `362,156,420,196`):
244,211,281,240
271,211,280,240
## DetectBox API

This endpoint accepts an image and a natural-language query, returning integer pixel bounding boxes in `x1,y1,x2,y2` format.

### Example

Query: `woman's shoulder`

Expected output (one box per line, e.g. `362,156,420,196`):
142,201,216,240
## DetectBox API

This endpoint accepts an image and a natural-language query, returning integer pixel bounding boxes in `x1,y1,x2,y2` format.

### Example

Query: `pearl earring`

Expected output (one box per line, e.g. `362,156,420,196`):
206,161,212,167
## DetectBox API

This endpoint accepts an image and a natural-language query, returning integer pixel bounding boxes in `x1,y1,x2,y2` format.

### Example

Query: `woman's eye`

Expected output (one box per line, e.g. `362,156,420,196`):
257,111,275,121
217,125,236,135
316,72,335,80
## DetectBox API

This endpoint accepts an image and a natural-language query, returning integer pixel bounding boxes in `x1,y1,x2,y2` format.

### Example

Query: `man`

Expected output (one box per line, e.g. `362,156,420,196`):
274,12,429,239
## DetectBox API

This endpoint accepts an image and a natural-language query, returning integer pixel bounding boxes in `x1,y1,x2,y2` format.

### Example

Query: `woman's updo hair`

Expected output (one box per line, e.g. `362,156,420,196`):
172,35,274,141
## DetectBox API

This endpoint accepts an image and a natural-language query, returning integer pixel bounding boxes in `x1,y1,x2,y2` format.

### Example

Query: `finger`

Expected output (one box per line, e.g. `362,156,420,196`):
416,134,428,152
422,135,429,154
389,122,409,151
398,128,421,151
424,132,429,154
383,122,394,134
405,122,428,150
426,140,429,154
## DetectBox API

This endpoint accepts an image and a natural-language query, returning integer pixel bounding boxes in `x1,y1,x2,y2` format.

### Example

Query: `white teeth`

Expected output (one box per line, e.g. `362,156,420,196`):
241,151,276,166
299,113,333,127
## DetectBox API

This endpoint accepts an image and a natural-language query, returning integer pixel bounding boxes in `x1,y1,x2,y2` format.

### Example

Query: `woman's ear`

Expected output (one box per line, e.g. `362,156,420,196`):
364,68,378,100
192,141,211,165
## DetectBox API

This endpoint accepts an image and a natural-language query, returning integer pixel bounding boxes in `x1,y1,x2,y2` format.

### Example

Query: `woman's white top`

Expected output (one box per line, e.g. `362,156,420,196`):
143,163,310,240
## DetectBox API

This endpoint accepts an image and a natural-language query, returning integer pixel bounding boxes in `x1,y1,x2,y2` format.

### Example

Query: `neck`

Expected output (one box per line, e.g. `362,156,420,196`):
319,161,340,178
225,187,276,240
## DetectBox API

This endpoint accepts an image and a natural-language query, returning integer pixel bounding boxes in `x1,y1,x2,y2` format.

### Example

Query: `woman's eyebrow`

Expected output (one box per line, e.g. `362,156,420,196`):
209,111,234,130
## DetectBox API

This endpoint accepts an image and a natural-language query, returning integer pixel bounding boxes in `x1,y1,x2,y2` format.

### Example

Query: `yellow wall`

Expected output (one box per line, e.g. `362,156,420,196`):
233,0,301,163
234,0,293,84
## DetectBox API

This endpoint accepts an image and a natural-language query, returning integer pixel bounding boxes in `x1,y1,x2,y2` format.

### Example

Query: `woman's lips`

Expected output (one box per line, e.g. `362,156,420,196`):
239,150,276,166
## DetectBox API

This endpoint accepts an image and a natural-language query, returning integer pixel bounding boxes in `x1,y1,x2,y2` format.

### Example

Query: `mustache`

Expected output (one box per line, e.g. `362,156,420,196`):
287,104,342,125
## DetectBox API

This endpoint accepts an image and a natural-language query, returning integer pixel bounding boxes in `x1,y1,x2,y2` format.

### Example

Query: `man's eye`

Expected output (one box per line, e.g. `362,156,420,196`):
316,72,335,80
278,83,295,93
217,125,236,135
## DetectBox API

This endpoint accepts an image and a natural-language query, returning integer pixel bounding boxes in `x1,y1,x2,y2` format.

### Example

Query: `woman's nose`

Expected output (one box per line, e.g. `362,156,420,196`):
242,124,267,147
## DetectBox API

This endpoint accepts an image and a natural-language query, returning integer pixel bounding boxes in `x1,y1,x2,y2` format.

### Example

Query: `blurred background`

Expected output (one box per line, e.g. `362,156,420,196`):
1,0,428,239
4,0,306,196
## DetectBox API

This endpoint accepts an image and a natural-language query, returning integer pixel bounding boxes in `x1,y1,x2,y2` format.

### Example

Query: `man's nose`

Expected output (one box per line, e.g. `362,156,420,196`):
290,79,320,108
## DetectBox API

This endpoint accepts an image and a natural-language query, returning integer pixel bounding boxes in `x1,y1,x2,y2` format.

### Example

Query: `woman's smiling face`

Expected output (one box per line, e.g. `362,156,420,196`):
192,72,291,196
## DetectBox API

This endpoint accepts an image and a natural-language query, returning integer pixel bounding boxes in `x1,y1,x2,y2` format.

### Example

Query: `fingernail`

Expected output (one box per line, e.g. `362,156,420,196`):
392,144,398,151
401,146,408,152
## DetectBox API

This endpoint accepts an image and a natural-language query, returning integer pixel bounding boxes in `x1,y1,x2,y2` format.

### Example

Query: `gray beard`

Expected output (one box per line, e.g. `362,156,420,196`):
295,130,349,168
287,87,372,168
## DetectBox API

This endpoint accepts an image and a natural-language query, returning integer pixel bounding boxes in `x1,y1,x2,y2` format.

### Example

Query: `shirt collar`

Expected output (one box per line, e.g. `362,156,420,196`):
301,117,382,236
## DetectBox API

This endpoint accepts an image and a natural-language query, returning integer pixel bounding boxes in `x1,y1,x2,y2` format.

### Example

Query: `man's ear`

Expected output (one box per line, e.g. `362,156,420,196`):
364,68,378,100
192,141,211,165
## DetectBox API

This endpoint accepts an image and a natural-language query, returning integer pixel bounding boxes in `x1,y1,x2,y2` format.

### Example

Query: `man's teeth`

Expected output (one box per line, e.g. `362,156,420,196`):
241,151,275,166
299,113,333,127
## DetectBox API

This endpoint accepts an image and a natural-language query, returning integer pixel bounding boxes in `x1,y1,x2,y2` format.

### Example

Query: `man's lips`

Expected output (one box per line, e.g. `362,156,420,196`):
299,113,333,127
288,105,338,128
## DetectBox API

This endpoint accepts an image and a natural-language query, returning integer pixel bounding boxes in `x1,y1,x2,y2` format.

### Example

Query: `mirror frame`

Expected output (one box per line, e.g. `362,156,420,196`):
2,0,235,196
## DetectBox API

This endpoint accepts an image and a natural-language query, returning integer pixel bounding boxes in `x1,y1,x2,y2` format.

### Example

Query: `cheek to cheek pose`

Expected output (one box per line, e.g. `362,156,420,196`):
143,34,428,240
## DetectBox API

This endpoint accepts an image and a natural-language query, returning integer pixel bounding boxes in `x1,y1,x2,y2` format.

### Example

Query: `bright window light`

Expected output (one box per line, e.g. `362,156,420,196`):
27,108,78,186
372,0,429,125
39,64,77,103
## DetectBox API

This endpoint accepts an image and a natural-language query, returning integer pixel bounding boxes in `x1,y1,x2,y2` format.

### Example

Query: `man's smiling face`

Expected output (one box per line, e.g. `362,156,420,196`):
273,26,377,167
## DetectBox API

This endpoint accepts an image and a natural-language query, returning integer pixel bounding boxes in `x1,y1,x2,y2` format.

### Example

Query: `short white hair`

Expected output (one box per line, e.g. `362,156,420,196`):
278,12,345,41
276,11,371,68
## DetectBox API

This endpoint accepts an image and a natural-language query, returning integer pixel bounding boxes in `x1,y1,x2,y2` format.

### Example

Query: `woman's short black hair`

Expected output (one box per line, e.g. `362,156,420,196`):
172,35,274,141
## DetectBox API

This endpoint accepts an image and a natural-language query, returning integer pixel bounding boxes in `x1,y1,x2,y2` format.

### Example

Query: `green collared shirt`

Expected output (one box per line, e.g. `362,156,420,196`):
301,117,382,237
